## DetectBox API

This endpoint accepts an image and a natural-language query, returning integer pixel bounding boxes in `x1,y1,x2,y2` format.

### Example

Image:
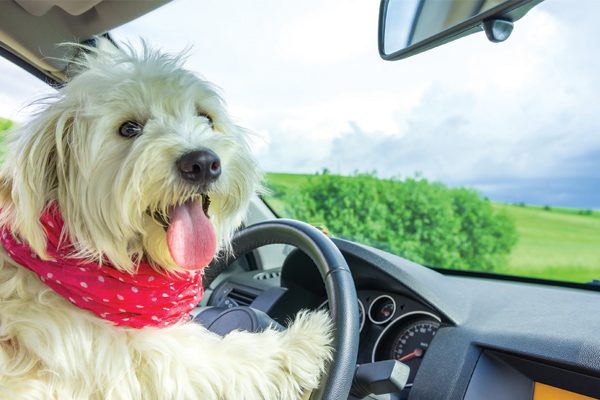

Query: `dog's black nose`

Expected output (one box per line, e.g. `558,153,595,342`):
176,149,221,184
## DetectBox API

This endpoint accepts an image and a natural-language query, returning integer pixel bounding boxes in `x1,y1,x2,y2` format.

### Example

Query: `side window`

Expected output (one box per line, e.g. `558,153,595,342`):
0,56,55,134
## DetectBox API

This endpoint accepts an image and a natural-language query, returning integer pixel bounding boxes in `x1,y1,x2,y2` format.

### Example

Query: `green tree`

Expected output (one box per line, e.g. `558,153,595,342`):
287,172,516,272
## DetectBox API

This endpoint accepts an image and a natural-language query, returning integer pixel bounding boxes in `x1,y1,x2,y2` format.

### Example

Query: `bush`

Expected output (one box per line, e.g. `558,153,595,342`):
287,172,516,272
0,118,15,163
0,118,13,133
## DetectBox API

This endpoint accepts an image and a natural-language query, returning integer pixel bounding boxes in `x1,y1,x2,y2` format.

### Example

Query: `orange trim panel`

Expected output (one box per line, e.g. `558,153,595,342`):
533,382,597,400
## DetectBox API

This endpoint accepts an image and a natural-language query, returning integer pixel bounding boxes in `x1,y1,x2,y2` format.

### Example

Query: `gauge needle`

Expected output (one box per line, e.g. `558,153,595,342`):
398,347,424,362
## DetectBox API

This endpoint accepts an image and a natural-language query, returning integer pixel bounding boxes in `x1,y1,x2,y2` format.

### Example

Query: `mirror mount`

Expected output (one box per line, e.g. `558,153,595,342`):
483,19,514,43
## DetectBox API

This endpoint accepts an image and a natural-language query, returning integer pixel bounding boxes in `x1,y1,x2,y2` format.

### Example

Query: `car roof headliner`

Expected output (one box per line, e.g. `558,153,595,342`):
0,0,171,84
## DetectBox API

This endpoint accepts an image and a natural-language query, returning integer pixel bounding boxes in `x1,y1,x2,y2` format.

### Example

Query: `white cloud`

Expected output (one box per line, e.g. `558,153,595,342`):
277,0,373,65
248,1,600,195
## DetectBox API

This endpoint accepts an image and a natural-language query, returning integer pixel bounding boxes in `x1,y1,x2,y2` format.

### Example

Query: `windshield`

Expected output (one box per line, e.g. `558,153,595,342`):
110,0,599,284
6,0,598,284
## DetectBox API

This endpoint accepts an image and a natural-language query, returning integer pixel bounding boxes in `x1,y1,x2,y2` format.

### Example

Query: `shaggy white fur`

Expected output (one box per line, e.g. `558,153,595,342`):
0,40,333,399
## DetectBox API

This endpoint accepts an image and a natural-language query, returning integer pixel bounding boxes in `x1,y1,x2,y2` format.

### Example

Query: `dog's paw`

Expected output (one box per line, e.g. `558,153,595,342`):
280,309,334,391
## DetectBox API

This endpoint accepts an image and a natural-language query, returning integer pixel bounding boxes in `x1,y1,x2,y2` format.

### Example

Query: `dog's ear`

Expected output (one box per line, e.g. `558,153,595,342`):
0,103,74,259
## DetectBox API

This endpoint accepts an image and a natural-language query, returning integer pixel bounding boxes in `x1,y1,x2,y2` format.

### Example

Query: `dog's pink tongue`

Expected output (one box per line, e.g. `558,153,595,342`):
167,201,216,271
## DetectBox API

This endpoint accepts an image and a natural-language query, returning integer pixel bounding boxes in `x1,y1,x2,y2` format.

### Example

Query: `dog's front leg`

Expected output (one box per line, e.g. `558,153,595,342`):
130,310,333,400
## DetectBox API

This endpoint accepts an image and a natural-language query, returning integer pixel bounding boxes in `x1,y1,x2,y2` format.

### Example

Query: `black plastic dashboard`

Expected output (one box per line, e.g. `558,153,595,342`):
207,238,600,400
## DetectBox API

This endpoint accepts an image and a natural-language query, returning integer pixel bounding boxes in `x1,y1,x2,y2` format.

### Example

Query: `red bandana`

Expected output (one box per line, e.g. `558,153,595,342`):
0,204,204,329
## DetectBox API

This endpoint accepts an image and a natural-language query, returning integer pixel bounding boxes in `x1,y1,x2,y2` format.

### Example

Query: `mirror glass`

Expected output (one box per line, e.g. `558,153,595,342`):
382,0,509,56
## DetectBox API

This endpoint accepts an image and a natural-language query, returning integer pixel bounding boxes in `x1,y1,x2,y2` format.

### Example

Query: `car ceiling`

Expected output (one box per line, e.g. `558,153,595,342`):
0,0,171,83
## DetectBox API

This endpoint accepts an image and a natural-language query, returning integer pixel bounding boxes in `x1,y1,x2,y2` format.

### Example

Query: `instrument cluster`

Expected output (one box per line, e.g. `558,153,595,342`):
320,290,441,387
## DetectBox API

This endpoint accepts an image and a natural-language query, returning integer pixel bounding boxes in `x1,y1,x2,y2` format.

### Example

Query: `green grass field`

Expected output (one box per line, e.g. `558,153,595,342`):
492,204,600,282
264,172,600,283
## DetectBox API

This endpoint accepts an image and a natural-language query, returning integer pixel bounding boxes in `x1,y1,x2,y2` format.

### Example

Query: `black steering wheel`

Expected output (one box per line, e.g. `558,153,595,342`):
203,219,360,400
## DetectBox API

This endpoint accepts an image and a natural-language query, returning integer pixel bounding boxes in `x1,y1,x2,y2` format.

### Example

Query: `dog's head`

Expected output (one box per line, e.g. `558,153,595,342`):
0,40,261,273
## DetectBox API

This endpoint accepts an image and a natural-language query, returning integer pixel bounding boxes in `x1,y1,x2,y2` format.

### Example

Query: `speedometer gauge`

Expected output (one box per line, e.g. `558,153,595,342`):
372,311,441,387
390,319,439,384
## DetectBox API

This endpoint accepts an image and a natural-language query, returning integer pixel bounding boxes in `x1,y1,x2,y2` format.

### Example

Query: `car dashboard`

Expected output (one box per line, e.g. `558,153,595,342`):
205,238,600,400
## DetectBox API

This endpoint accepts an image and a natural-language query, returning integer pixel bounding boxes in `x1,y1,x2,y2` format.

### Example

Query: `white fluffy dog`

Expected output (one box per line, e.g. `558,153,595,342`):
0,40,332,399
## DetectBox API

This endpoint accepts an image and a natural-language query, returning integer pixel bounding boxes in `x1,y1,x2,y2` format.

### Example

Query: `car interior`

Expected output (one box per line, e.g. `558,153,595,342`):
1,0,600,399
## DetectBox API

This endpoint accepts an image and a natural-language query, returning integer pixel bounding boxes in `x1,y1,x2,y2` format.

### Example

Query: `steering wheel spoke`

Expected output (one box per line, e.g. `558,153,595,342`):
194,305,284,335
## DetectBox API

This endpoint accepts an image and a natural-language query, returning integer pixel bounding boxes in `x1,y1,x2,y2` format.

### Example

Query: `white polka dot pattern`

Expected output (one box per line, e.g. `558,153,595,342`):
0,202,205,329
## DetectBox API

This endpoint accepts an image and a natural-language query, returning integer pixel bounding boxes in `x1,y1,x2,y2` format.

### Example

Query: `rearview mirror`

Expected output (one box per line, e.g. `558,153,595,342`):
378,0,543,61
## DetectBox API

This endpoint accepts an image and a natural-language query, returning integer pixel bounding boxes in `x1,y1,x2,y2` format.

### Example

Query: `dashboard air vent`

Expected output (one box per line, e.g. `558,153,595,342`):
253,271,281,281
227,288,257,307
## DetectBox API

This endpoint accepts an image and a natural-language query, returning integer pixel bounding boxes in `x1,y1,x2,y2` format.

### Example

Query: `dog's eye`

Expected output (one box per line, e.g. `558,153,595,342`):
197,112,213,126
119,121,144,138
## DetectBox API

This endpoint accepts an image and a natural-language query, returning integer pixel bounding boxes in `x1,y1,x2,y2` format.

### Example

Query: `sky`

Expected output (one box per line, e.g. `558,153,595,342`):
1,0,599,208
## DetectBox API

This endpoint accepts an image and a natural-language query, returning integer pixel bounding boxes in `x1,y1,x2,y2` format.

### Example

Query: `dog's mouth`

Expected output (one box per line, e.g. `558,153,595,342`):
147,194,217,271
150,194,211,228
